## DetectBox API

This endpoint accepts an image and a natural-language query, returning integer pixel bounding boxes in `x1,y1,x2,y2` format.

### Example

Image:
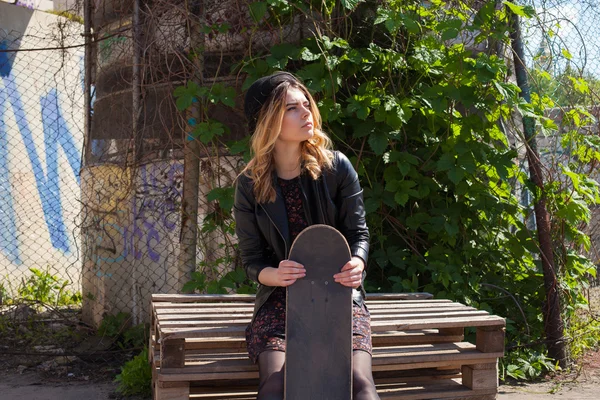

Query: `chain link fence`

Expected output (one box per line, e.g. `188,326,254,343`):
0,0,99,370
520,0,600,287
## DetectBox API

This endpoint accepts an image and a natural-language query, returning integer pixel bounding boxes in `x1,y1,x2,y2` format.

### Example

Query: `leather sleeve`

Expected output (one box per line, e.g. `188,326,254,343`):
233,175,269,283
334,152,370,265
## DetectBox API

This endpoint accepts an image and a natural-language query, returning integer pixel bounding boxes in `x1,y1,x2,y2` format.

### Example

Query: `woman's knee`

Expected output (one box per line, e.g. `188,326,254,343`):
257,351,285,400
352,351,379,399
353,371,375,391
257,374,284,400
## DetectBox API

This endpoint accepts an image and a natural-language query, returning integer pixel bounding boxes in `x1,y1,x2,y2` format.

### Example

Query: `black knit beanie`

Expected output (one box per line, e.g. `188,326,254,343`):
244,71,299,133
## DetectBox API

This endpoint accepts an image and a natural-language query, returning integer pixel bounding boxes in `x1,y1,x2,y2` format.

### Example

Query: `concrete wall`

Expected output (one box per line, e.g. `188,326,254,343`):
0,3,84,293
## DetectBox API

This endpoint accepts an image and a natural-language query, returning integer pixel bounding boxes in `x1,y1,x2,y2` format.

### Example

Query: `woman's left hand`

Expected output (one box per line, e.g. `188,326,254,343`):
334,256,365,288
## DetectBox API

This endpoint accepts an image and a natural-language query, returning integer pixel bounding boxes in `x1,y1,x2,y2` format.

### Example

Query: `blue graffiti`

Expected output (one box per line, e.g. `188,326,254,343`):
0,40,82,257
0,85,22,264
0,41,14,77
15,1,35,10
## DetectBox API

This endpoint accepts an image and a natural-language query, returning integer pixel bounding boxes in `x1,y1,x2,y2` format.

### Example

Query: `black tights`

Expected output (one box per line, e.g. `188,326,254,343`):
257,350,380,400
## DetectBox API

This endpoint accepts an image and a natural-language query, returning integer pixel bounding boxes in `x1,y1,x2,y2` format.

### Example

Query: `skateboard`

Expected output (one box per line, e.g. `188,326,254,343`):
285,224,353,400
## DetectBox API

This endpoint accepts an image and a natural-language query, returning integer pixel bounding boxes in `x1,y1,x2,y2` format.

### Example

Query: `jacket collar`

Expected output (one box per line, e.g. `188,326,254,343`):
259,172,291,251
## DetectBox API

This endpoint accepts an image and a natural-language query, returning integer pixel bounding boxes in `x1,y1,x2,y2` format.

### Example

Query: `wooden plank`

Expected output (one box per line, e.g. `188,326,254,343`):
462,363,498,390
157,314,503,331
152,292,434,303
182,337,248,350
367,293,434,300
155,308,254,315
156,343,502,379
372,331,464,346
158,313,252,321
155,310,480,324
159,319,251,328
157,310,489,324
160,326,247,339
371,357,499,373
160,370,259,382
153,299,457,311
367,299,453,305
152,294,256,303
154,381,189,400
185,378,497,400
154,307,482,320
370,316,505,331
439,327,465,336
171,330,463,352
182,345,498,368
476,326,505,353
157,314,504,340
154,302,255,310
373,370,461,383
161,338,185,369
376,378,497,400
154,304,475,316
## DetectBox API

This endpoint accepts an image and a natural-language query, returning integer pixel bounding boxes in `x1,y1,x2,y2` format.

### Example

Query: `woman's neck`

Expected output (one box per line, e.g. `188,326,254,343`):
274,142,302,180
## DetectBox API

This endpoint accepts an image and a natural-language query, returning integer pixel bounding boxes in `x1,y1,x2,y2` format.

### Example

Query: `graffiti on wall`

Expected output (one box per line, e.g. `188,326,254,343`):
0,38,82,266
82,162,183,276
13,1,55,11
133,162,183,262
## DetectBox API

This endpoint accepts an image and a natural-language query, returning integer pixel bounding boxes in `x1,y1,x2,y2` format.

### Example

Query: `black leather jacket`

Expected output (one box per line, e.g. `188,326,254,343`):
233,151,370,318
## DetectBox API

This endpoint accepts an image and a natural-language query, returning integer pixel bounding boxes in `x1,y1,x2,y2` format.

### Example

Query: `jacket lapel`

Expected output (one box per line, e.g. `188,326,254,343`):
260,176,291,253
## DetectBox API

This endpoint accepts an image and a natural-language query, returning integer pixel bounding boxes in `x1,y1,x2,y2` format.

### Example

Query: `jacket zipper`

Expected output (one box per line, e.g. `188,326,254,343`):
259,203,289,259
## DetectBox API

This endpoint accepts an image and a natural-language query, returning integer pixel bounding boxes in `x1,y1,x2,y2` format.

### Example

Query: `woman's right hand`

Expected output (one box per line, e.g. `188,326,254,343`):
257,261,306,287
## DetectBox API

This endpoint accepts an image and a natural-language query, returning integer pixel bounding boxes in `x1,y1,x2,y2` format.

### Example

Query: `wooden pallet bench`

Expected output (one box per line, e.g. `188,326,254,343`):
150,293,505,400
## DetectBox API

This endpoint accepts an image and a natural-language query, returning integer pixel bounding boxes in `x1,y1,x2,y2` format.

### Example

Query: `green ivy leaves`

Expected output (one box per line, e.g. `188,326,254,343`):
174,82,236,111
503,1,535,18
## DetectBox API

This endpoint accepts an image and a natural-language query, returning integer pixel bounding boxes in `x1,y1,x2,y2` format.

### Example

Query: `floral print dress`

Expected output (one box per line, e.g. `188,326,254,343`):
245,176,372,363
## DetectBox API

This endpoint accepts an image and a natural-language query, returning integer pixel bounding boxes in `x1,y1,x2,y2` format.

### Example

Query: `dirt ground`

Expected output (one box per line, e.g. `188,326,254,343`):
0,349,599,400
499,348,600,399
0,371,116,400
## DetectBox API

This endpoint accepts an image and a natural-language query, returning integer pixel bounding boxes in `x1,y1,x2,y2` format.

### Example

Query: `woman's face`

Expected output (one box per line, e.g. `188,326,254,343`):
278,87,314,144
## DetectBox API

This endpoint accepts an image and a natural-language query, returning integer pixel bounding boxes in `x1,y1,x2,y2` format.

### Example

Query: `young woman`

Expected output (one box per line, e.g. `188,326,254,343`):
233,71,379,400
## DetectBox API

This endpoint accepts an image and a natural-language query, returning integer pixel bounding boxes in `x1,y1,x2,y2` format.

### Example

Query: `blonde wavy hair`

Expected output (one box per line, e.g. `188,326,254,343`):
241,79,333,203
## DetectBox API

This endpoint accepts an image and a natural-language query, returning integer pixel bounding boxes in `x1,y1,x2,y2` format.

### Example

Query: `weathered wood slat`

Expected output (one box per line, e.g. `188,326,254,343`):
158,356,500,383
154,303,256,310
156,310,487,323
370,316,504,330
157,315,502,341
376,378,498,400
153,299,455,311
157,343,501,379
152,330,464,354
155,305,478,318
185,378,496,400
153,294,257,303
152,293,434,303
158,314,502,334
367,300,453,305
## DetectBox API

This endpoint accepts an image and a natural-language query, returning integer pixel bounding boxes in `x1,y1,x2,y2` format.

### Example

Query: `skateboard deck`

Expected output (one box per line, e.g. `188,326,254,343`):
285,224,353,400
